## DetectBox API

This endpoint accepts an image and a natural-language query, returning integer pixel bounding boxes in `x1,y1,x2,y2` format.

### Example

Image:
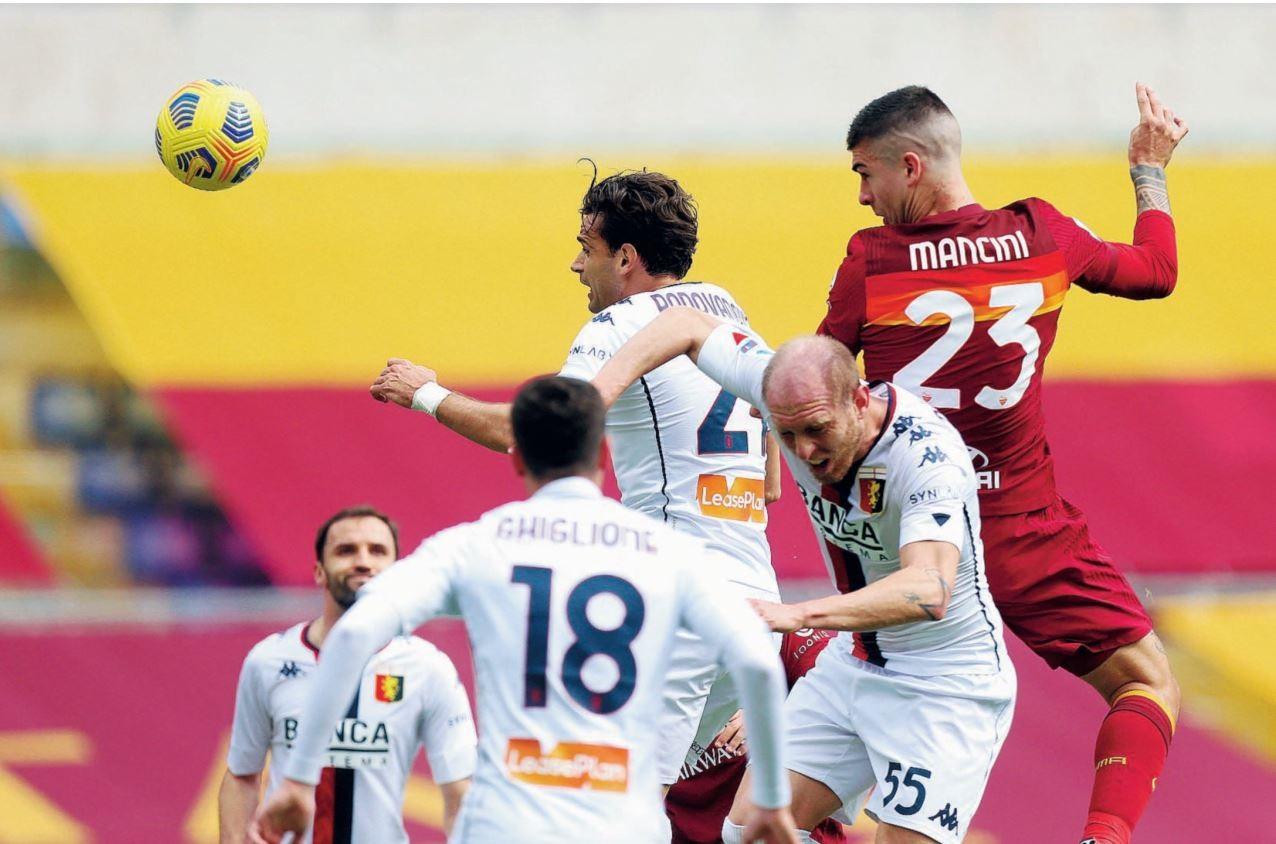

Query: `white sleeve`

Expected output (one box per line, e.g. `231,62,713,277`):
558,314,625,382
281,594,406,784
677,560,790,810
417,653,478,785
896,455,970,551
225,648,271,776
695,323,773,412
357,525,471,631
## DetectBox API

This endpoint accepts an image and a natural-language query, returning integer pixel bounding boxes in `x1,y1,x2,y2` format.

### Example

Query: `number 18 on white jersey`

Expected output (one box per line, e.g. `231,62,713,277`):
282,478,789,843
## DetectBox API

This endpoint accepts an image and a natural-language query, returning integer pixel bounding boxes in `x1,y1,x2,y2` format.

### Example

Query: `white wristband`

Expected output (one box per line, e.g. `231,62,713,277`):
411,382,453,417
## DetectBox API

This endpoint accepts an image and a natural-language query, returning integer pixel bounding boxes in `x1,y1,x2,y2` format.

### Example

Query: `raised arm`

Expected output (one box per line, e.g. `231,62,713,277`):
751,540,958,633
590,307,727,406
1067,83,1188,300
370,358,512,452
1128,81,1188,217
678,562,794,839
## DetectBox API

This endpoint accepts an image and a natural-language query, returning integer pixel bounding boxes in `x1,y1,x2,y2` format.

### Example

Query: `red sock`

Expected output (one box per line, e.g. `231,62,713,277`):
1081,691,1174,844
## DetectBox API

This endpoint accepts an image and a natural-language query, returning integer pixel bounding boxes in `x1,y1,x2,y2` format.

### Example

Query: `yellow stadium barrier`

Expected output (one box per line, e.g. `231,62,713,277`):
3,156,1270,387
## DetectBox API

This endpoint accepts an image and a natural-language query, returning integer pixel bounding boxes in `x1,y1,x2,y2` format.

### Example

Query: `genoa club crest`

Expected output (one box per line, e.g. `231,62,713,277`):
375,673,404,703
858,468,887,514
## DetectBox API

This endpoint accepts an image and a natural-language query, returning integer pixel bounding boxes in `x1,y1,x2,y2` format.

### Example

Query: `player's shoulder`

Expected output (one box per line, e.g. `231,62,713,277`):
881,385,971,469
242,621,310,670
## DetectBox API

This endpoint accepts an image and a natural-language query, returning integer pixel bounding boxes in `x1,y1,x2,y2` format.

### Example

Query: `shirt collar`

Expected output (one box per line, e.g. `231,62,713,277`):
892,203,986,229
532,476,604,501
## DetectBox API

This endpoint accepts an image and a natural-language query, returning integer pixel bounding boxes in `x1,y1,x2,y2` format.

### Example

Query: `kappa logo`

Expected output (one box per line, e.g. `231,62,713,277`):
907,426,933,445
891,415,916,436
928,803,959,832
591,311,615,325
279,661,302,679
375,673,404,703
918,446,949,467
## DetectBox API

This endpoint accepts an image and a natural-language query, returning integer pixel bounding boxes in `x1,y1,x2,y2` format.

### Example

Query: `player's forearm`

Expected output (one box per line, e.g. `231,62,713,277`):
282,597,403,784
592,307,721,406
439,779,470,835
763,434,782,505
1081,210,1178,299
724,642,790,810
797,564,954,631
434,394,513,452
217,770,260,844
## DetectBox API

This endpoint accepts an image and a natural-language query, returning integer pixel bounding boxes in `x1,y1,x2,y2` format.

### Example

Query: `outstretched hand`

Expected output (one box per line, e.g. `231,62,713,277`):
1129,82,1188,169
370,358,437,408
749,599,805,634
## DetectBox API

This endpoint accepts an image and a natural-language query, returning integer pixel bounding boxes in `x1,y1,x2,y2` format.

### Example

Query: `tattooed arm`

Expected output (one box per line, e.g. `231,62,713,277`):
1128,82,1189,215
747,541,958,633
1066,83,1187,299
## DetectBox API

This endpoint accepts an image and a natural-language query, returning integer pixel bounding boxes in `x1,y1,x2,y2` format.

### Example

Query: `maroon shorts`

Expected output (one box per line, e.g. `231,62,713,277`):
666,753,848,843
981,495,1153,676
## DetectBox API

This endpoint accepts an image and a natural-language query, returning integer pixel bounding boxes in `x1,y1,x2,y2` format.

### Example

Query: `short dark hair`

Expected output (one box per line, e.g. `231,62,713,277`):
511,376,605,480
314,506,400,562
580,165,698,279
846,86,954,150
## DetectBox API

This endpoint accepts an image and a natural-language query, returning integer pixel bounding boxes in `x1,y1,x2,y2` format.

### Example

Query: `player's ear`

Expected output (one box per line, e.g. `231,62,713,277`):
313,560,326,587
903,151,924,185
510,445,528,478
617,243,638,273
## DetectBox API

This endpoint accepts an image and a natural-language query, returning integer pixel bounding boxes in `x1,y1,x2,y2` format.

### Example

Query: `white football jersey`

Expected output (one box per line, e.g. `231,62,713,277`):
282,477,789,843
696,325,1010,677
559,282,775,594
227,623,477,844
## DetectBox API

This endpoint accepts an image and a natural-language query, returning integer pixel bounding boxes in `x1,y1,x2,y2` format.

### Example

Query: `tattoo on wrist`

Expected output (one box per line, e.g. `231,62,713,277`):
1131,164,1171,215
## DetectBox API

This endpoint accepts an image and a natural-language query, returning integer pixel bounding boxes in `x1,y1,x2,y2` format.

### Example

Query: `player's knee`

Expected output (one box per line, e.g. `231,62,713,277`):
1133,633,1181,717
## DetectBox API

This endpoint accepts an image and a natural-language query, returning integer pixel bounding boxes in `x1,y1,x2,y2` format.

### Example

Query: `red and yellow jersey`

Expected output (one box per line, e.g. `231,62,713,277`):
820,200,1176,516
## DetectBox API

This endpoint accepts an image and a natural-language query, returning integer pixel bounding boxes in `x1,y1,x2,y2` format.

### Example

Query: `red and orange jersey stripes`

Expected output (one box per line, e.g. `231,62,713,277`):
821,200,1094,516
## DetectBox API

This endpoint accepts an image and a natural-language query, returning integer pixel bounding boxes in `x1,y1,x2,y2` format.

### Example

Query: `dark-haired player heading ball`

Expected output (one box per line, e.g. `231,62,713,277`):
819,83,1187,844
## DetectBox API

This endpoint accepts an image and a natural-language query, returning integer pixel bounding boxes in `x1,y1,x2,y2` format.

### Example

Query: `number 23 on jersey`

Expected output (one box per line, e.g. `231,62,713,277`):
867,267,1069,411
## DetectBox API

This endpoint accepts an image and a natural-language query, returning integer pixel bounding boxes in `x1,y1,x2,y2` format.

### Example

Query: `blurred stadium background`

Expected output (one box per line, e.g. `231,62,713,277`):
1,5,1274,842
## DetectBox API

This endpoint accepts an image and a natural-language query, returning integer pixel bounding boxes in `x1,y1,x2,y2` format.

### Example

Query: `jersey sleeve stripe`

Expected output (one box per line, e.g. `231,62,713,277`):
962,504,1003,672
866,266,1069,326
637,375,672,522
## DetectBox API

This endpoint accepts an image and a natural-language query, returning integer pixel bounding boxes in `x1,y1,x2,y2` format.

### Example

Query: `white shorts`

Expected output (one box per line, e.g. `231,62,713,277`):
784,644,1015,843
657,570,779,785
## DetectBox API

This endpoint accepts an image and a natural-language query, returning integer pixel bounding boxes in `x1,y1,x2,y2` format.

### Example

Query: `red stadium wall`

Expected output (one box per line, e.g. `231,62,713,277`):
153,380,1276,587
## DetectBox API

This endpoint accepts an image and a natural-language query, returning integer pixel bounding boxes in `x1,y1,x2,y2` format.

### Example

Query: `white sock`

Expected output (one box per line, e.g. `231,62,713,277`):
721,820,745,844
722,819,814,843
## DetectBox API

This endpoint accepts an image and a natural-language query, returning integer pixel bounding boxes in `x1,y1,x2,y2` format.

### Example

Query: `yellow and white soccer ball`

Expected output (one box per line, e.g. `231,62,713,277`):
155,80,269,190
